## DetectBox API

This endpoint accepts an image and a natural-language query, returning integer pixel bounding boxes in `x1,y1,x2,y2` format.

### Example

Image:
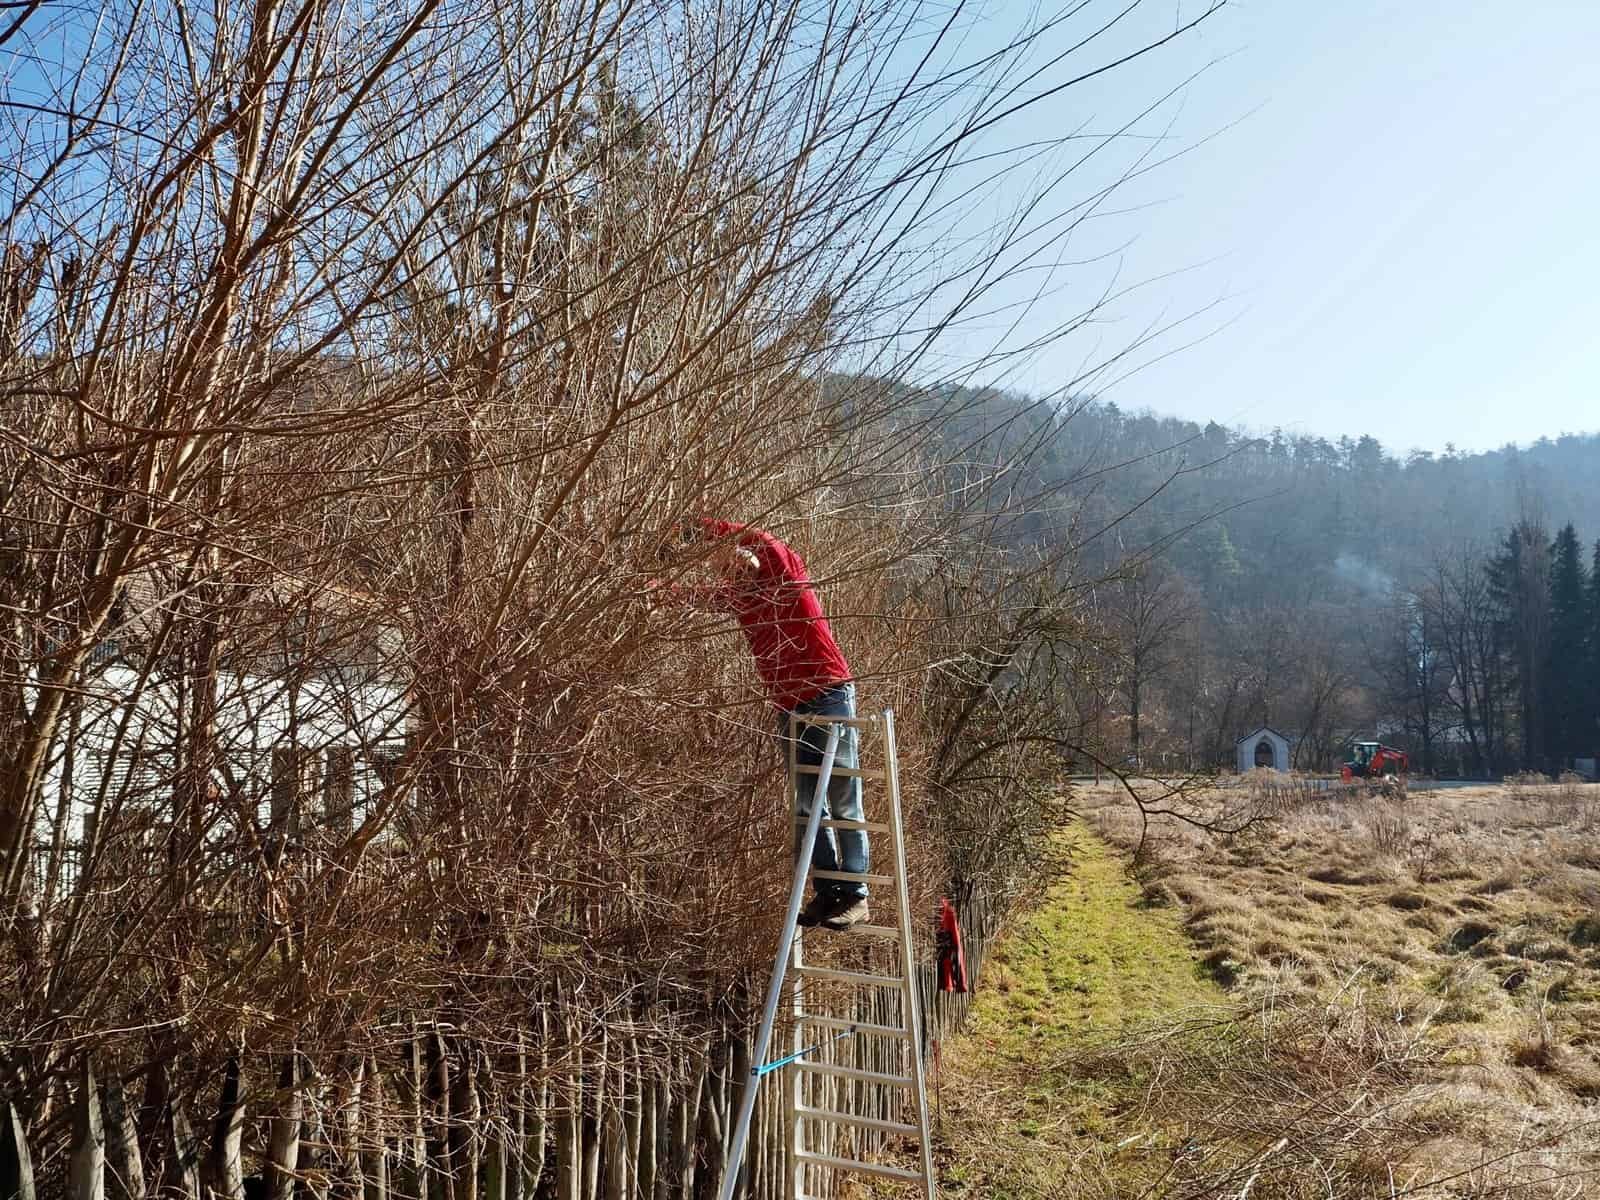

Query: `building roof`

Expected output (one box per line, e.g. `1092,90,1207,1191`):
1235,726,1292,744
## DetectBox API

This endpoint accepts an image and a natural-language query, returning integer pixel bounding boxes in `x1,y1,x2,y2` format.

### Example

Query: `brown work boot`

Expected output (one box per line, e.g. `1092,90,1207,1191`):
821,896,870,931
796,893,832,928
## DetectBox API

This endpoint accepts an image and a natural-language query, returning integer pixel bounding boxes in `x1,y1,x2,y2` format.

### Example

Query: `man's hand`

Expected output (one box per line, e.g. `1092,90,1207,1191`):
647,537,757,612
713,543,761,578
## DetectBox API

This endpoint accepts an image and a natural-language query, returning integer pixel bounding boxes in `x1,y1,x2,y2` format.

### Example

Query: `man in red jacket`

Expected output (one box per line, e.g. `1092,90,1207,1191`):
656,519,869,931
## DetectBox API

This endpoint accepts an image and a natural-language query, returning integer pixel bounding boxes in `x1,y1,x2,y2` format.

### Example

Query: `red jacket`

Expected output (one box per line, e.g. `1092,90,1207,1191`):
683,521,852,710
937,897,968,993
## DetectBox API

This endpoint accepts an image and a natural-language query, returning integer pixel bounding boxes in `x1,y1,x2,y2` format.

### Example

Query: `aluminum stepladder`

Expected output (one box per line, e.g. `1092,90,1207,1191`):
717,708,936,1200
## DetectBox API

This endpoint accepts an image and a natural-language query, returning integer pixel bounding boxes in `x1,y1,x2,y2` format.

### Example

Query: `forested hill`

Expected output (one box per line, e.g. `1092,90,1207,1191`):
1111,410,1600,601
909,382,1600,608
875,378,1600,774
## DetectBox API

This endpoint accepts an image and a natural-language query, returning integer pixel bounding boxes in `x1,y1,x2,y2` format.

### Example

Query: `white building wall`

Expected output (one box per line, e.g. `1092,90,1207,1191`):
38,664,410,848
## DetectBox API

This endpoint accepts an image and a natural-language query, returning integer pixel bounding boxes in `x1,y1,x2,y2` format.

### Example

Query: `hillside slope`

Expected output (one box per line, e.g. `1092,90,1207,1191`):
855,373,1600,772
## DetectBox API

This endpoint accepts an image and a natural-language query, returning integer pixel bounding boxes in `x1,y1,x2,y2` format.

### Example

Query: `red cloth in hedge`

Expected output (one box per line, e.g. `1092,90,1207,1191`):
937,897,969,993
692,520,853,710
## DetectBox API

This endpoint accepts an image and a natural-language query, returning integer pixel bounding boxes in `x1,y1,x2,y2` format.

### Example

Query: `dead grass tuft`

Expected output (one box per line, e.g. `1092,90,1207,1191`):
1565,846,1600,870
1135,877,1177,908
1200,946,1245,986
1569,915,1600,946
1251,936,1298,964
1364,801,1411,858
1507,938,1575,964
1508,1033,1557,1071
1499,965,1530,993
1545,970,1596,1004
1444,919,1499,952
1404,910,1444,935
1475,869,1519,895
1307,862,1388,886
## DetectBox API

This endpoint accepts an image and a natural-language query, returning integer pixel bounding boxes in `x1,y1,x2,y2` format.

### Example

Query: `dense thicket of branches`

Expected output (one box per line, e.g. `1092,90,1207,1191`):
1,0,1227,1171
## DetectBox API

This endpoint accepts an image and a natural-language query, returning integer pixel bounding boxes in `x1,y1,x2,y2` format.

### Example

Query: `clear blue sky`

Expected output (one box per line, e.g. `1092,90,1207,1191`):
923,1,1600,454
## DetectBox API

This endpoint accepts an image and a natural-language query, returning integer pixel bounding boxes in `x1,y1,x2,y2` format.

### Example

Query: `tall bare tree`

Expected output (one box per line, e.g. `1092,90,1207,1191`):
1421,544,1508,777
1102,564,1193,766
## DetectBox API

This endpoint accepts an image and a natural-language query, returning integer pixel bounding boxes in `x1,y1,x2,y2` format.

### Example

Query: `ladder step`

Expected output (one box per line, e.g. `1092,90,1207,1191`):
796,965,904,988
794,764,886,781
839,923,902,940
810,869,893,886
794,1015,911,1039
796,1062,913,1086
795,1104,920,1136
819,818,890,832
789,714,879,730
794,1151,922,1182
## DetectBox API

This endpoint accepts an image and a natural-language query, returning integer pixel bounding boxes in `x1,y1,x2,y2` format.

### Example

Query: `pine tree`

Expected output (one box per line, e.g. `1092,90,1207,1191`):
1588,540,1600,760
1544,524,1588,766
1488,521,1551,771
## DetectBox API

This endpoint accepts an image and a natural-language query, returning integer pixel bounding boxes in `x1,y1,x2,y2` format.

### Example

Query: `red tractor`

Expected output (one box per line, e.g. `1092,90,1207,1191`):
1341,741,1409,782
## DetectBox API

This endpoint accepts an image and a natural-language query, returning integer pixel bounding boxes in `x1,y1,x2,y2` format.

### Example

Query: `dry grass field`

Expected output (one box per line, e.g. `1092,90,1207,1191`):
863,775,1600,1198
1082,773,1600,1194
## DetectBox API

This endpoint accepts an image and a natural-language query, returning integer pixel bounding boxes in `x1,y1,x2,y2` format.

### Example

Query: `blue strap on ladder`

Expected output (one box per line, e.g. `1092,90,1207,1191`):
754,1027,856,1078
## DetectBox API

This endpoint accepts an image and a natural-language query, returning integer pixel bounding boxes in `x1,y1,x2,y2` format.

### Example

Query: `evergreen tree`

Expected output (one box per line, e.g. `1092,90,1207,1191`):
1488,521,1551,770
1588,540,1600,758
1544,524,1588,765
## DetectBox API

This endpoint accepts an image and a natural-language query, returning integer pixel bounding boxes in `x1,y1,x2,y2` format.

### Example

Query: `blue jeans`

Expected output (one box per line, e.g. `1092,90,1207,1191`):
783,683,869,900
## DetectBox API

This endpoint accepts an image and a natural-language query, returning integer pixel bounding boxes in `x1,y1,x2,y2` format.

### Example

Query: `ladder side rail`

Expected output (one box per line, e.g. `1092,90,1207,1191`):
787,711,807,1200
883,710,937,1199
718,723,842,1200
789,711,874,1200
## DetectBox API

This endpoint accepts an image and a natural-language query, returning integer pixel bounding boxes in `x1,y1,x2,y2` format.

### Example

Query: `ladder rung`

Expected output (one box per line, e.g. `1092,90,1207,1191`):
794,1015,910,1039
794,1151,921,1182
796,1062,913,1086
794,764,886,781
839,923,901,940
819,818,890,832
796,965,904,988
810,869,893,886
794,1104,920,1136
789,714,879,729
